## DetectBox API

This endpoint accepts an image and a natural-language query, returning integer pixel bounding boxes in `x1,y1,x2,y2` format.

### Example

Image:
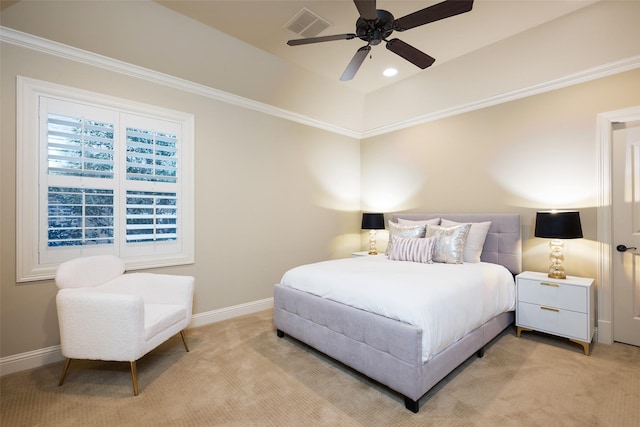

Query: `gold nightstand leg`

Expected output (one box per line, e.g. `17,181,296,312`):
516,326,531,338
570,339,591,356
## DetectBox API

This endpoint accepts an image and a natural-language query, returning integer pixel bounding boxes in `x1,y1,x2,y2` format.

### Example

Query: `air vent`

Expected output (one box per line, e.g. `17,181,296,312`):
285,8,331,38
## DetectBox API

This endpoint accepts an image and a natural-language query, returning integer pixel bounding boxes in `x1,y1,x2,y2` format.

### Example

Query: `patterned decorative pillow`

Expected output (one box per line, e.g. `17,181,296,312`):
425,223,472,264
388,237,436,264
441,219,491,263
386,221,427,255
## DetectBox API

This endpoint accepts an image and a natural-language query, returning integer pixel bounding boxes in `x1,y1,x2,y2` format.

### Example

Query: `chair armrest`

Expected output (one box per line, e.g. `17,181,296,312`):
56,289,146,361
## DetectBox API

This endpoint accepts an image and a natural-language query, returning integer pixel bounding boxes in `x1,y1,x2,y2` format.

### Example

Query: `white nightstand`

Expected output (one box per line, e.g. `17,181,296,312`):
352,251,386,257
515,271,595,356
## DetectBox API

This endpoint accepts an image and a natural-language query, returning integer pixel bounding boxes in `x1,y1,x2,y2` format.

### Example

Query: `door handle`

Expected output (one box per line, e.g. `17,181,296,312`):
616,244,637,252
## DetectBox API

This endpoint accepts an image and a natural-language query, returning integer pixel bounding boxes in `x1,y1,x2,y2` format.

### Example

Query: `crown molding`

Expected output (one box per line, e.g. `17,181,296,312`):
2,26,639,140
0,26,360,139
361,55,640,139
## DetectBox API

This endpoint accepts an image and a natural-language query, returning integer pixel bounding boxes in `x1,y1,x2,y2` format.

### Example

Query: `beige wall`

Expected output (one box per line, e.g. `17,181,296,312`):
362,68,640,281
0,42,362,357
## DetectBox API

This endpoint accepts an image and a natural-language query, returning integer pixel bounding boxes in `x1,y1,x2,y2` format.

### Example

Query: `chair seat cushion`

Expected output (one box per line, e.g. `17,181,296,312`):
144,304,187,340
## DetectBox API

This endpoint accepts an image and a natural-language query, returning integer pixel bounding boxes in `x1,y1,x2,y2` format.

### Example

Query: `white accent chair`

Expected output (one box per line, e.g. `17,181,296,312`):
55,255,194,395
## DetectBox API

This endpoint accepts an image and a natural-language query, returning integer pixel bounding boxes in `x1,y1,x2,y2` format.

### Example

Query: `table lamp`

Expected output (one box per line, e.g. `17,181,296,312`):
361,213,385,255
535,210,583,279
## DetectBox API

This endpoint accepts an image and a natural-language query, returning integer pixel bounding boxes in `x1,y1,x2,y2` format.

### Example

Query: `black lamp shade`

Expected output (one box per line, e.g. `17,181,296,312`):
362,213,385,230
535,211,583,239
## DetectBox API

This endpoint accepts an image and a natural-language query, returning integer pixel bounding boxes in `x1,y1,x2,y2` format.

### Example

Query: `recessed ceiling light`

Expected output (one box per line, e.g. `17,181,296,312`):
383,68,398,77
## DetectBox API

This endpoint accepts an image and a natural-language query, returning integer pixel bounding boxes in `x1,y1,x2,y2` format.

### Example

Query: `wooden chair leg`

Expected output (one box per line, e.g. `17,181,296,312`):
130,361,139,396
58,358,72,386
180,330,190,352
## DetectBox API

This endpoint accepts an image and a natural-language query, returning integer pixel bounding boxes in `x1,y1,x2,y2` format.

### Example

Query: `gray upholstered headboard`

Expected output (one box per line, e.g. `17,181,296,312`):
391,213,522,275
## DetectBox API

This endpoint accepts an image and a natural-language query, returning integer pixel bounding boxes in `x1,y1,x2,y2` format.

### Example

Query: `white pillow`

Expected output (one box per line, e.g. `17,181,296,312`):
388,237,436,264
386,221,426,255
441,219,491,263
425,223,471,264
397,218,441,227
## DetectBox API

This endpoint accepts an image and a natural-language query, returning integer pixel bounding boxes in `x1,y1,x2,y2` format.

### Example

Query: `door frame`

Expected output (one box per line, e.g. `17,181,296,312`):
597,105,640,344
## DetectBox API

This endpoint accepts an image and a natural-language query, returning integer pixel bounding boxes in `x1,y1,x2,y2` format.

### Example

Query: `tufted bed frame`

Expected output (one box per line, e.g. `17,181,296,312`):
274,213,521,412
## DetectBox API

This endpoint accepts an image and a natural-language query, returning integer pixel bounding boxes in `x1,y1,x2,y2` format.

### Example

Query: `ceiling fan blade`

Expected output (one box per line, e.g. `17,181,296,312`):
287,33,356,46
386,39,435,69
394,0,474,32
354,0,378,21
340,46,371,81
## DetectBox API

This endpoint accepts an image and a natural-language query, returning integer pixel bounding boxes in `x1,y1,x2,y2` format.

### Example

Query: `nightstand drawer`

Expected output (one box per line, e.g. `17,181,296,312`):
517,277,586,312
517,301,589,341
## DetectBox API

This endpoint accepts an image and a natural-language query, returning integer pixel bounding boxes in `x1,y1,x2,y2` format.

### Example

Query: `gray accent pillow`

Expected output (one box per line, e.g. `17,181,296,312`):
441,219,491,263
425,223,471,264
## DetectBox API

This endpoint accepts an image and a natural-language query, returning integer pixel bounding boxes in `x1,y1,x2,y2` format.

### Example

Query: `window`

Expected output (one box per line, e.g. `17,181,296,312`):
17,77,194,282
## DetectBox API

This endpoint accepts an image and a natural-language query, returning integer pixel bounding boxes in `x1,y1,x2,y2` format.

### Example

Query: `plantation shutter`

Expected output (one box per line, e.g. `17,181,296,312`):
126,191,177,242
40,99,182,262
47,187,114,247
126,128,177,183
47,113,115,179
43,99,117,256
120,114,181,258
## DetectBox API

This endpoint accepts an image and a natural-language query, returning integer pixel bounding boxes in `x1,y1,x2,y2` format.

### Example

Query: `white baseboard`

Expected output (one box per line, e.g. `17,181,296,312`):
0,297,274,377
189,297,273,327
0,345,66,377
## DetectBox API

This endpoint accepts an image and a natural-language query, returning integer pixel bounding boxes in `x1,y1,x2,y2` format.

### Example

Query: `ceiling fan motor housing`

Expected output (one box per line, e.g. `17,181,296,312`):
356,9,394,45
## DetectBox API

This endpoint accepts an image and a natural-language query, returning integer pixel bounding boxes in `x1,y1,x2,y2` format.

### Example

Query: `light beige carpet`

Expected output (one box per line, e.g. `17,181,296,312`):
1,309,639,427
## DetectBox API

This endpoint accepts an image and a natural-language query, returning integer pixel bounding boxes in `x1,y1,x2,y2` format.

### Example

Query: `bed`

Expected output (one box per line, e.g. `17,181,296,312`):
273,213,521,412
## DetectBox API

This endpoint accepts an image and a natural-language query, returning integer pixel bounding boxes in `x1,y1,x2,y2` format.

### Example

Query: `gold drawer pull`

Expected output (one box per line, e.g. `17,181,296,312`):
540,306,560,312
540,282,559,287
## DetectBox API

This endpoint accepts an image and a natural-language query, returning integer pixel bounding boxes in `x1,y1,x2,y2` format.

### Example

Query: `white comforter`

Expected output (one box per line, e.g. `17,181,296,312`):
279,256,516,361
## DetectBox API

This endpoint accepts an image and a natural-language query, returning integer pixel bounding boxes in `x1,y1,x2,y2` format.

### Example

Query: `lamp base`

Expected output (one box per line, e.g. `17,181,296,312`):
368,230,378,256
548,269,567,280
548,239,567,279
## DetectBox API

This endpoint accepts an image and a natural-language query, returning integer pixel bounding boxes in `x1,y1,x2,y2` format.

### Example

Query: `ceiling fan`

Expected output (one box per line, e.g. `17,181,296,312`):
287,0,474,81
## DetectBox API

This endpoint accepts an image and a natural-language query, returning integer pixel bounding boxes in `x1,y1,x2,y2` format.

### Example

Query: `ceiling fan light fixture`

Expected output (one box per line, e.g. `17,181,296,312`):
383,68,398,77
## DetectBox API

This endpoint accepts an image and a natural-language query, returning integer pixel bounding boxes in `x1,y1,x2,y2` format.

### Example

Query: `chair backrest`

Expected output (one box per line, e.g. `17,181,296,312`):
55,255,126,289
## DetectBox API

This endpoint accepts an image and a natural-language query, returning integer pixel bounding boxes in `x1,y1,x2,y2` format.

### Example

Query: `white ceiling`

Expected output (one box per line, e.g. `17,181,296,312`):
156,0,598,94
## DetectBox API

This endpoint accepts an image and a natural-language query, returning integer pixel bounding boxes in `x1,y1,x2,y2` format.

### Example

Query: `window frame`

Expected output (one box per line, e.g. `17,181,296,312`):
17,76,195,282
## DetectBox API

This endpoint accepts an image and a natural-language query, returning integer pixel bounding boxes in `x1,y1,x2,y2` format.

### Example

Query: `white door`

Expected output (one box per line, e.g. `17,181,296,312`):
612,119,640,346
